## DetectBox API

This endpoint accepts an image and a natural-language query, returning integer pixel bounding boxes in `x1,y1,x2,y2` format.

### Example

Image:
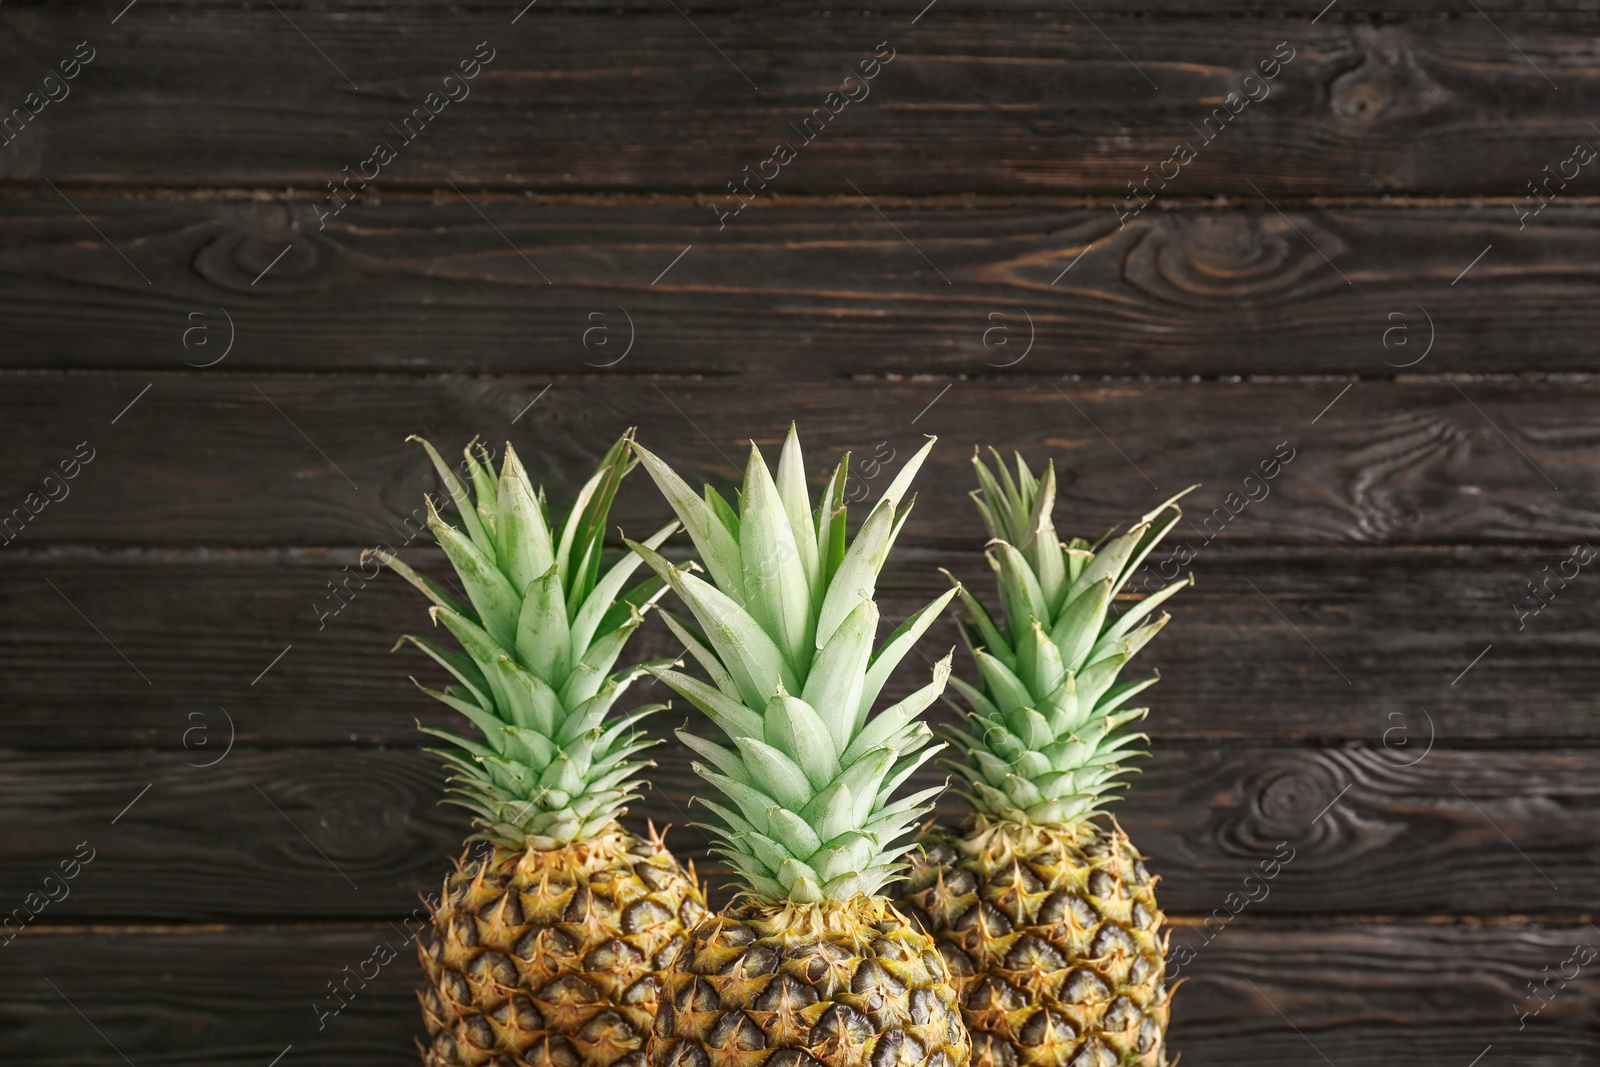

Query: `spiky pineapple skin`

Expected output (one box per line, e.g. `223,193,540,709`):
419,824,708,1067
648,896,971,1067
895,817,1170,1067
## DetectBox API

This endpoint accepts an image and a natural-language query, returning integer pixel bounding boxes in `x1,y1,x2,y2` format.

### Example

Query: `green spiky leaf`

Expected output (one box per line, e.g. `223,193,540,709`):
631,428,950,903
947,450,1189,827
385,431,668,849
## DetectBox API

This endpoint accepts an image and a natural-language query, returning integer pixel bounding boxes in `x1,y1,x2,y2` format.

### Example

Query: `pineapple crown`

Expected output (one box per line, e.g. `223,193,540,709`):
627,425,955,905
944,448,1192,827
376,430,678,850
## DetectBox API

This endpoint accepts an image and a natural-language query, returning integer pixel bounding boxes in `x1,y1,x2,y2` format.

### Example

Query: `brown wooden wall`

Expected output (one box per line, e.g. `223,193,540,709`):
2,0,1597,1063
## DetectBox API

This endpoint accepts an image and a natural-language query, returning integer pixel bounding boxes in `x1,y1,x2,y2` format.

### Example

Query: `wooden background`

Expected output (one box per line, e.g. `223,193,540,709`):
3,0,1598,1063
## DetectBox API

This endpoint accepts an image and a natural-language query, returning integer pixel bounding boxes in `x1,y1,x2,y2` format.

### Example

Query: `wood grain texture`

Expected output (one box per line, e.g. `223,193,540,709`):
2,10,1598,194
3,375,1597,551
0,0,1578,12
0,0,1591,1061
3,544,1597,746
1164,921,1600,1065
4,744,1597,921
2,193,1596,376
3,920,1594,1065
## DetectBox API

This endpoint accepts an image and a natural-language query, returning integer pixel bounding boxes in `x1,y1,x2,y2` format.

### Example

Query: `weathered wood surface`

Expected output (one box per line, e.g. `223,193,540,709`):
3,10,1598,195
3,375,1596,550
3,920,1594,1065
0,0,1581,13
2,744,1595,921
2,194,1595,377
1165,922,1600,1064
1,0,1593,1060
3,545,1595,745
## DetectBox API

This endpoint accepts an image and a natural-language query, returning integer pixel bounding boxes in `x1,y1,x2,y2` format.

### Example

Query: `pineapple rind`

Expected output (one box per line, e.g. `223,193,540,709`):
898,450,1186,1067
419,821,709,1067
648,894,971,1067
630,427,955,903
899,817,1170,1067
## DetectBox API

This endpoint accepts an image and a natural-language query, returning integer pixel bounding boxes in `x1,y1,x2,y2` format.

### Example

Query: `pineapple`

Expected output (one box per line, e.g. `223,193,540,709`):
895,451,1191,1067
377,431,709,1067
628,426,972,1067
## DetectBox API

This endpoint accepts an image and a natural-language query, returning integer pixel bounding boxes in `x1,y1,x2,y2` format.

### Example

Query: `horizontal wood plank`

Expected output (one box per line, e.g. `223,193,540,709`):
1165,921,1600,1065
2,10,1598,194
3,919,1593,1065
3,744,1596,921
0,0,1579,12
2,194,1596,376
3,376,1597,553
3,544,1597,745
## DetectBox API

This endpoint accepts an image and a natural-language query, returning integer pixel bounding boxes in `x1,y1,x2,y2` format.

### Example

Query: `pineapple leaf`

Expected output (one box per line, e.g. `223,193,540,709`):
878,436,936,511
515,565,570,687
495,443,555,594
1052,578,1113,671
696,797,758,837
705,483,742,538
775,424,821,598
948,572,1014,670
593,574,669,639
646,667,765,742
462,439,499,517
631,442,746,602
800,599,876,750
485,655,562,736
657,608,741,702
973,649,1032,714
1099,574,1190,648
695,769,775,835
414,682,506,753
763,692,839,791
676,729,750,784
861,586,959,718
372,549,476,623
731,736,815,813
409,436,493,560
629,539,795,709
430,605,512,711
560,610,642,708
393,633,490,710
768,807,824,858
991,540,1049,645
570,521,677,657
1066,521,1149,604
428,500,521,646
842,652,952,765
946,674,1001,719
740,442,813,673
1096,674,1161,718
816,454,850,589
814,500,894,650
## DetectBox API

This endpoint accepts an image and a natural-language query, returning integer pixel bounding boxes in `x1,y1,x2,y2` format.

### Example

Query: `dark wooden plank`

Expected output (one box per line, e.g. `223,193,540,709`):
3,375,1597,552
2,924,424,1066
3,194,1597,377
3,9,1598,194
1123,744,1600,919
3,920,1593,1065
0,0,1579,12
4,744,1596,920
3,543,1598,746
0,748,470,923
1164,921,1600,1066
